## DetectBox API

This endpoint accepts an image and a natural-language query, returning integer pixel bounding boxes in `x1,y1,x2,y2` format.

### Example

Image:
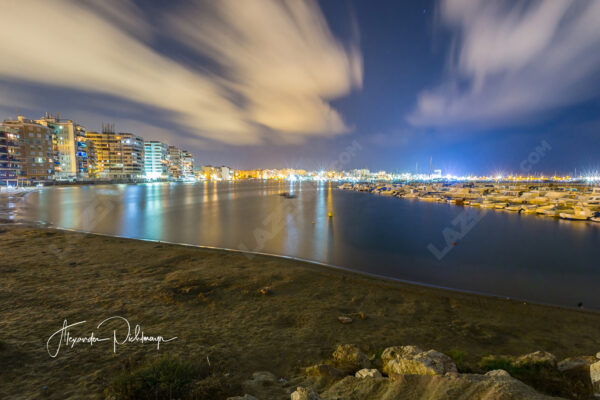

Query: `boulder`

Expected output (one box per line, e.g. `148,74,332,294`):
332,344,370,371
337,316,352,324
305,364,346,379
320,373,559,400
591,361,600,393
484,369,511,378
291,387,321,400
381,346,457,377
557,356,596,372
355,369,383,378
514,351,557,368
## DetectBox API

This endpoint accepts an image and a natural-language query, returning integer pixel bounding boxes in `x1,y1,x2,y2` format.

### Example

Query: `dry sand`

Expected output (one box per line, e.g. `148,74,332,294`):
1,225,599,399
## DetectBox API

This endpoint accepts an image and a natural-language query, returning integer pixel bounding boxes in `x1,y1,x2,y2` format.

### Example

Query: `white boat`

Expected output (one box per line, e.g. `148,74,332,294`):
505,204,523,212
559,206,593,221
581,195,600,207
540,206,562,217
480,200,501,209
535,204,556,214
420,193,441,202
520,204,539,214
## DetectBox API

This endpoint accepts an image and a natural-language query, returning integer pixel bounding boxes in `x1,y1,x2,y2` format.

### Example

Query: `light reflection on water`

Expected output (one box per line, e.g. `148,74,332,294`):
17,181,600,309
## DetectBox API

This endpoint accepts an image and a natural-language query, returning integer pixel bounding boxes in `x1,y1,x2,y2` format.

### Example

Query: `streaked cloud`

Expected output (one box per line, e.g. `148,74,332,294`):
170,1,362,140
408,0,600,128
0,0,361,145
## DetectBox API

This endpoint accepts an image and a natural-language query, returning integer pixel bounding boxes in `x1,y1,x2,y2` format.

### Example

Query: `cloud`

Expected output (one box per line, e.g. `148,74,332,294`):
168,0,362,140
0,0,361,145
408,0,600,128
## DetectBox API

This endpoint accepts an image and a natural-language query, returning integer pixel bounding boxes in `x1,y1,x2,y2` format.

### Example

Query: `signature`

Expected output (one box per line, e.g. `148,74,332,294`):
46,316,177,358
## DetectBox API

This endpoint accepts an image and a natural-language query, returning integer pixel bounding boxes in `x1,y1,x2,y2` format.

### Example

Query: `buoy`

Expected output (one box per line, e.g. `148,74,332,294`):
328,212,333,218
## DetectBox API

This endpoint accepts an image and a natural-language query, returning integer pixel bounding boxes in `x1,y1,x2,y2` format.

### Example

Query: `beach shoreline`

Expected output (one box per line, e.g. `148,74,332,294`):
22,223,600,313
1,225,600,398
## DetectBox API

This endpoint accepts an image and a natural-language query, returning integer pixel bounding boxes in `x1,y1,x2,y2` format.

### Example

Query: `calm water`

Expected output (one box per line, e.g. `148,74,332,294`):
17,181,600,309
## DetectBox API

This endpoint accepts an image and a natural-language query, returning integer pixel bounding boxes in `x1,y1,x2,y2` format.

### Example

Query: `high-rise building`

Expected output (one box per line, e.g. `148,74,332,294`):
74,124,89,179
181,150,194,180
86,125,144,180
218,165,232,180
35,114,77,180
2,116,54,183
0,127,20,186
167,145,182,180
116,133,144,179
144,141,168,180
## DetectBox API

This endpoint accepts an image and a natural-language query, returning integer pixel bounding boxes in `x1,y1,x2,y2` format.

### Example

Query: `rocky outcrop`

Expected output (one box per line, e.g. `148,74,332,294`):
291,387,322,400
381,346,457,376
381,345,423,367
331,344,370,371
355,368,382,378
515,351,557,368
320,373,561,400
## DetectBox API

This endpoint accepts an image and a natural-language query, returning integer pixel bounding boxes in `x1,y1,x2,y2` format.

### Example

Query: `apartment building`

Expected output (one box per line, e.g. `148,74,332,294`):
2,116,54,182
0,127,20,186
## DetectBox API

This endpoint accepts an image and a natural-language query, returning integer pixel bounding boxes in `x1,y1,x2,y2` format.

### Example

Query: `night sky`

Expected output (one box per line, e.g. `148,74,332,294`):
1,0,599,175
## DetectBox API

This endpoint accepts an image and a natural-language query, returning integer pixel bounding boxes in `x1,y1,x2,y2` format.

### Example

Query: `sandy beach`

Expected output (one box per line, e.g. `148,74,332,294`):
1,225,599,399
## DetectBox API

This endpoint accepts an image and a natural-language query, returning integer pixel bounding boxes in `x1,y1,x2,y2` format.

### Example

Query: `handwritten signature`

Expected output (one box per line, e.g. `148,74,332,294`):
46,316,177,358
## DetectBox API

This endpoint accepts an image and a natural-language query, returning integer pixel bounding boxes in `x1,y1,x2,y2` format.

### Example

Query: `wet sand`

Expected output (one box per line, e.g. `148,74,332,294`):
1,225,599,399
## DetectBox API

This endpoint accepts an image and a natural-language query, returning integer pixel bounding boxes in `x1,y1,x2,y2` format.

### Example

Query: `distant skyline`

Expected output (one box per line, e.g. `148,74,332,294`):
1,0,599,175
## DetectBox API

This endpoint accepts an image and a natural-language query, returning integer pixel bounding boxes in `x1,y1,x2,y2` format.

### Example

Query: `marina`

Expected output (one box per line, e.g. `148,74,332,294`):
339,182,600,222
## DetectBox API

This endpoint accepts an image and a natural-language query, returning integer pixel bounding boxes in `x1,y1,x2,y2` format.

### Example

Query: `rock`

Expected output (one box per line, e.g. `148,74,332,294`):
227,395,259,400
321,373,558,400
258,286,272,295
290,387,321,400
484,369,511,378
355,369,382,378
557,356,596,372
332,344,370,371
381,346,457,376
591,361,600,393
514,351,557,368
337,316,352,324
596,352,600,360
381,346,422,370
305,364,346,379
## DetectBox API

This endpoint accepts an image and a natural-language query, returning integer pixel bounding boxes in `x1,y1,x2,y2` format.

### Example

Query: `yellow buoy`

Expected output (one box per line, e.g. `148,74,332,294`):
328,212,333,218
